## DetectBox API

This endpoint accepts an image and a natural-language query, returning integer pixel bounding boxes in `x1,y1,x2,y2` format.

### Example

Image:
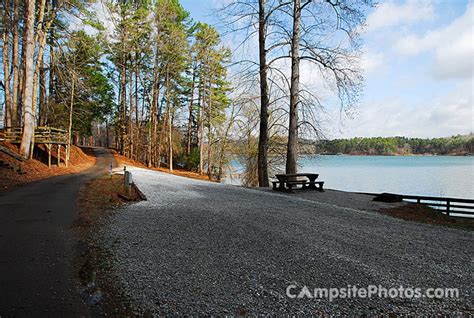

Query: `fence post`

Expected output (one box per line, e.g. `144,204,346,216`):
47,144,51,168
446,200,450,216
124,171,133,197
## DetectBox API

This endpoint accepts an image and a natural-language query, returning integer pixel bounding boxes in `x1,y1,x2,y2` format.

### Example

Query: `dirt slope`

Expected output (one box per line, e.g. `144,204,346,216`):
0,142,95,192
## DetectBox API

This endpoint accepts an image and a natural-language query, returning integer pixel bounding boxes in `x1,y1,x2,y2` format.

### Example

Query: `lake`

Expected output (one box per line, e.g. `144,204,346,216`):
225,155,474,199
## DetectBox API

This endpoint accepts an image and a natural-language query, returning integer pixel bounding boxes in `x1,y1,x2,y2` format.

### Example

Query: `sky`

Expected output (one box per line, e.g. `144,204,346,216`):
180,0,474,139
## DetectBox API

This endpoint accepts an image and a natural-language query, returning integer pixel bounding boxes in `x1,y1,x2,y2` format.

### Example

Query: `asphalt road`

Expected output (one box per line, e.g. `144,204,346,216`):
101,167,473,315
0,148,114,317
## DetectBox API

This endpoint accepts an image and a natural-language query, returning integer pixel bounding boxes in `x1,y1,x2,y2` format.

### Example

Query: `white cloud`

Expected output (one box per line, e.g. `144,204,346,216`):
334,80,473,138
395,3,474,80
366,0,435,31
432,20,474,80
361,51,386,75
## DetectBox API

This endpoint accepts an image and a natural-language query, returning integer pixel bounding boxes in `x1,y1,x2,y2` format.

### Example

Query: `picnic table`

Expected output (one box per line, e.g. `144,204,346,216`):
272,173,324,192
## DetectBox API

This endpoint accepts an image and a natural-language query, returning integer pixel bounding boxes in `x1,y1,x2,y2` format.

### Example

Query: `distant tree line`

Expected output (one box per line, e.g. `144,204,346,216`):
315,135,474,156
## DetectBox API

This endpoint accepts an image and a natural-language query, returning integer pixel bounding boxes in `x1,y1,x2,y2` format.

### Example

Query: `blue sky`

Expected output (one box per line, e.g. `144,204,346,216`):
180,0,473,139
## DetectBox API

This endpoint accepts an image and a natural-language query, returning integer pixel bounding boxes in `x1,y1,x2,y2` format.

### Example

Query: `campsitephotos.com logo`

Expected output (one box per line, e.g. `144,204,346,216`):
286,285,459,302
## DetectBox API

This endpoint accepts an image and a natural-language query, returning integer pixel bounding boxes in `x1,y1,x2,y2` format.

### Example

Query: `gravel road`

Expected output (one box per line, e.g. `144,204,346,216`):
101,167,473,315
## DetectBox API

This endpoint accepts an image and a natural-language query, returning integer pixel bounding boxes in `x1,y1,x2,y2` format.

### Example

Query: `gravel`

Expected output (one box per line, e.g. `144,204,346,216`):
256,187,408,213
99,167,473,315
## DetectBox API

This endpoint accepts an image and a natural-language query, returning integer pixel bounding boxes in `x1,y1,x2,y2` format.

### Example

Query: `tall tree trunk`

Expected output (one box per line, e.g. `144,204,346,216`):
257,0,270,186
187,64,196,157
167,96,173,172
150,49,159,167
46,43,54,125
207,83,212,178
66,74,75,167
27,0,47,159
11,0,20,127
17,27,27,127
198,71,205,175
39,56,46,125
20,0,37,159
164,71,173,171
134,59,139,161
31,0,47,126
147,98,154,167
286,0,301,174
156,96,166,168
120,57,127,155
129,66,134,159
2,0,12,130
152,84,160,167
33,0,59,126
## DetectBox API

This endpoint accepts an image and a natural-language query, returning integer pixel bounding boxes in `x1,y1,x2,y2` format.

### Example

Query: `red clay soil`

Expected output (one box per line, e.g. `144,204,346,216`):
0,141,95,192
112,151,215,182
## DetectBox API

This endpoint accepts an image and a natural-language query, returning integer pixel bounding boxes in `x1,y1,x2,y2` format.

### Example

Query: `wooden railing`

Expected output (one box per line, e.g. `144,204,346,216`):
0,127,22,142
399,194,474,217
361,192,474,217
0,126,68,145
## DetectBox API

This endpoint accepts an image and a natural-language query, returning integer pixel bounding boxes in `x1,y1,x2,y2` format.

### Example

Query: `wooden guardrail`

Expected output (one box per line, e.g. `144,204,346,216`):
1,126,70,167
399,194,474,217
0,127,22,142
0,126,68,144
361,192,474,217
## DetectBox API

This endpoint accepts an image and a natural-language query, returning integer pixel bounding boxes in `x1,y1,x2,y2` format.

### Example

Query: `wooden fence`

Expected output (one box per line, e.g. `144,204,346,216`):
0,126,68,144
399,194,474,217
362,192,474,217
0,126,70,167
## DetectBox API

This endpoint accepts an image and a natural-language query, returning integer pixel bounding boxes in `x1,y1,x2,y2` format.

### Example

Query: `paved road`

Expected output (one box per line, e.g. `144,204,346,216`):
101,167,473,315
0,149,114,317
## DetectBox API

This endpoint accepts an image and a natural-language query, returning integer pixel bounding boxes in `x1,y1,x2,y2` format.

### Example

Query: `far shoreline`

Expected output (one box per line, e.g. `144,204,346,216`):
309,153,473,157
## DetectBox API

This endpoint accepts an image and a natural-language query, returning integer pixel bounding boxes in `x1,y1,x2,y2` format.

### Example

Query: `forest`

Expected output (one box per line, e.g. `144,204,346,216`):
315,135,474,156
1,0,376,186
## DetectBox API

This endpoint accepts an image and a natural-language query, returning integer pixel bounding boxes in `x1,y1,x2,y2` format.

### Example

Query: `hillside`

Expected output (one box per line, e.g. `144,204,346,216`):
0,142,95,192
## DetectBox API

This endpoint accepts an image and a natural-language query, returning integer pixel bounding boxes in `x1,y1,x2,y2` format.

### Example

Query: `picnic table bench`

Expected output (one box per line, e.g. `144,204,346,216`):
272,173,324,192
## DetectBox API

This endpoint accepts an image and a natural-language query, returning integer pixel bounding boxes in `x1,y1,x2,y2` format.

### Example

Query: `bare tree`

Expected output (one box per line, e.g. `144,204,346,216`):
286,0,301,174
257,0,270,186
218,0,284,186
284,0,374,173
11,0,20,127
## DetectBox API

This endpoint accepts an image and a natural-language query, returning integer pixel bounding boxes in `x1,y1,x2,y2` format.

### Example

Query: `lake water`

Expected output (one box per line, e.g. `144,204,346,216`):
225,155,474,199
